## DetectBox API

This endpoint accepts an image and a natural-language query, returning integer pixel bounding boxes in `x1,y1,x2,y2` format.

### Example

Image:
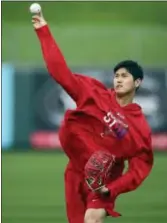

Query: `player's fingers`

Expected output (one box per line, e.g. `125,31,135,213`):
31,19,40,25
32,11,44,19
32,15,41,20
32,19,38,23
32,17,40,22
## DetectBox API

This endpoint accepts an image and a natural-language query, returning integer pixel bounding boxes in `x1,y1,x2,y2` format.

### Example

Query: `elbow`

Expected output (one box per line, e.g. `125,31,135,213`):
133,164,153,188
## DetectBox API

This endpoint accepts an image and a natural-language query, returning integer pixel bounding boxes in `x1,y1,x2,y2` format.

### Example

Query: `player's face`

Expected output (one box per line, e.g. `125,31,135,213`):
113,68,141,96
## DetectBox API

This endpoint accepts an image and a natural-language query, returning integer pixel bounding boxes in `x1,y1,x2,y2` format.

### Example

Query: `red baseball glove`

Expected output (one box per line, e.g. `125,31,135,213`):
84,150,116,191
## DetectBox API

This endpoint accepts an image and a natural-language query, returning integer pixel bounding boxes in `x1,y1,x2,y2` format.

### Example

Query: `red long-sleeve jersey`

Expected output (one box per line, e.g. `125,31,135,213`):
35,25,153,199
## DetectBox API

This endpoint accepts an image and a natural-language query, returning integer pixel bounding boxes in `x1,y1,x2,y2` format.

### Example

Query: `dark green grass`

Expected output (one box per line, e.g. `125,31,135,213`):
2,151,167,223
2,2,167,25
2,1,167,66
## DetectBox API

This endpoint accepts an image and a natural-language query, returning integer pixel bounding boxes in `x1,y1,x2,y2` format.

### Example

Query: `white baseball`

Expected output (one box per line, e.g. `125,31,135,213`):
29,3,41,14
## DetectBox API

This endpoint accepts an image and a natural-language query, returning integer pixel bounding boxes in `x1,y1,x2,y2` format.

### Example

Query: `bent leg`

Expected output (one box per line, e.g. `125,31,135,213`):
64,163,86,223
85,190,121,221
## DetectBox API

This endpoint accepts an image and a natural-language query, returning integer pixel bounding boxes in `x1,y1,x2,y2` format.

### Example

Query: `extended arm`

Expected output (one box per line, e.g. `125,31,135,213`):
32,13,83,102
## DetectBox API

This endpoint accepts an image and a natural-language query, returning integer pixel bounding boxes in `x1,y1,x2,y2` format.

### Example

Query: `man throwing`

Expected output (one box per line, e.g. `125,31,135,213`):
31,7,153,223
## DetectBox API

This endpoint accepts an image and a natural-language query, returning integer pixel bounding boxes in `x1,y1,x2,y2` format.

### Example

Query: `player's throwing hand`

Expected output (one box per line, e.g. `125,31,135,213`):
30,3,47,29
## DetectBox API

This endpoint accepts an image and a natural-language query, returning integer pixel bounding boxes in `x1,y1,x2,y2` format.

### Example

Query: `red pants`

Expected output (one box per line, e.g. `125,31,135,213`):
64,163,121,223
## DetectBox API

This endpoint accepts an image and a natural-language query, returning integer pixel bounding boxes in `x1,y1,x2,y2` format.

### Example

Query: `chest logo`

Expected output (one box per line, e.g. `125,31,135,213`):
103,111,128,139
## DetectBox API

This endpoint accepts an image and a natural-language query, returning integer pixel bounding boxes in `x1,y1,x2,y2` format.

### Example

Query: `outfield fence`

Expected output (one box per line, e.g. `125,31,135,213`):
2,63,167,150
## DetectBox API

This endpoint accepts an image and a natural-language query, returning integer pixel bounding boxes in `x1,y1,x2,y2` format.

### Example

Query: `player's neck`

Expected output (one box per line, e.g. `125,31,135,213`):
116,91,135,107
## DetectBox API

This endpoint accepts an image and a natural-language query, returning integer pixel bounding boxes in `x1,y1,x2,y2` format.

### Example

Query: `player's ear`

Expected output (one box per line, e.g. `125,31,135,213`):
135,78,142,88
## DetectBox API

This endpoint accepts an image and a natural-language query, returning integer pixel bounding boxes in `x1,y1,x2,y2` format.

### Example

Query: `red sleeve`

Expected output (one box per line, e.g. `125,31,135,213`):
107,149,153,199
35,25,83,102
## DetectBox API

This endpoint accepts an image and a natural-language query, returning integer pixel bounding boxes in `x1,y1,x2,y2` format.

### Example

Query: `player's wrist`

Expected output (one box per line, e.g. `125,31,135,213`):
34,22,47,30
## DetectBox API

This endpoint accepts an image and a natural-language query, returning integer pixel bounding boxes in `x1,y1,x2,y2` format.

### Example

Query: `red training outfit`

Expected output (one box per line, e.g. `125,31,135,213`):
35,25,153,223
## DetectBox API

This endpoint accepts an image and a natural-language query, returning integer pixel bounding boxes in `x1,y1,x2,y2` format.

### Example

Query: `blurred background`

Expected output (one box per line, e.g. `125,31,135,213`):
2,1,167,223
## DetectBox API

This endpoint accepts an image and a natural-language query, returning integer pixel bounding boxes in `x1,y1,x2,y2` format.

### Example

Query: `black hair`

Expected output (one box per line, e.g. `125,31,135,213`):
113,60,144,80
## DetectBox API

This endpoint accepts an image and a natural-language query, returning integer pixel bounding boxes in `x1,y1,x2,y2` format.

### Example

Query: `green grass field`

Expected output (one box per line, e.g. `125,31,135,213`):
2,152,167,223
2,1,167,66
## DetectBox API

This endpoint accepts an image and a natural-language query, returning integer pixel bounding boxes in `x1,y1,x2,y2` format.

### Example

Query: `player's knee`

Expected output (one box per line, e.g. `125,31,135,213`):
84,208,106,223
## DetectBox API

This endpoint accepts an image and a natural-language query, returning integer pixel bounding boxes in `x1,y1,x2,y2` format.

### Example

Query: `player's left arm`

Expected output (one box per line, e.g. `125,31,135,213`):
106,148,154,199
